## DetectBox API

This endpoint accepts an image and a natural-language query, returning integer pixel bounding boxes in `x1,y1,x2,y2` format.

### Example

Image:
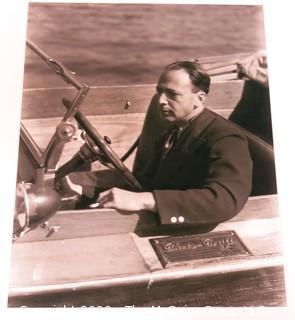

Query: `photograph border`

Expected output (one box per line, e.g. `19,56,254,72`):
1,0,295,319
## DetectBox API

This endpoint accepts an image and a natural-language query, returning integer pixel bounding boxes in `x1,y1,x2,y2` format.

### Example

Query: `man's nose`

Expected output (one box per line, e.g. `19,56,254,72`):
157,92,168,105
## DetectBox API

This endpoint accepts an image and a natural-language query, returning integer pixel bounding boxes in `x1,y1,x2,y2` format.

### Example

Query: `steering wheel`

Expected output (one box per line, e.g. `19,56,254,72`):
55,98,142,191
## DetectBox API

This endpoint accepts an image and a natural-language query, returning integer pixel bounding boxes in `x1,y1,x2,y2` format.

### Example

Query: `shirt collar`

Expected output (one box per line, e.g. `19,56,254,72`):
172,109,205,137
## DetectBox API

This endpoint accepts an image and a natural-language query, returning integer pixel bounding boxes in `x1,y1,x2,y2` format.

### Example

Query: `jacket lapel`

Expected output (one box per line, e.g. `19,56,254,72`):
154,109,217,183
178,108,217,154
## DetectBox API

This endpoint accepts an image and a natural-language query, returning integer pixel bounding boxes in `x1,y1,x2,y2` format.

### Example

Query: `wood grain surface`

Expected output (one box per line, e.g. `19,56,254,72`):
9,266,285,307
9,195,286,307
21,80,244,118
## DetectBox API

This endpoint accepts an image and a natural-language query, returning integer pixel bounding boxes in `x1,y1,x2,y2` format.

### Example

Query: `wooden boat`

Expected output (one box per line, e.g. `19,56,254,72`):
8,41,286,307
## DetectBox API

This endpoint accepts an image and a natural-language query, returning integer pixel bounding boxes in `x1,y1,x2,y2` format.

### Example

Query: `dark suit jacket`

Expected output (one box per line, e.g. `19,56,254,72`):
133,108,253,226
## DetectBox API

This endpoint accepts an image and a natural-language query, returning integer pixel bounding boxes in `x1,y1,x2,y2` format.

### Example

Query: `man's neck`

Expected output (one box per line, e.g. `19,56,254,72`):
175,106,205,128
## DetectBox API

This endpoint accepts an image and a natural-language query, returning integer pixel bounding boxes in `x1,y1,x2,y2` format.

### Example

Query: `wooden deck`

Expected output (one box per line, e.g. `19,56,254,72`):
21,80,244,119
8,195,286,307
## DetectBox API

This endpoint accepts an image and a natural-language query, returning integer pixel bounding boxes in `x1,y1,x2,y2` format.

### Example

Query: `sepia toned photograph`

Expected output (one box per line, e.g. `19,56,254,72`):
6,0,288,310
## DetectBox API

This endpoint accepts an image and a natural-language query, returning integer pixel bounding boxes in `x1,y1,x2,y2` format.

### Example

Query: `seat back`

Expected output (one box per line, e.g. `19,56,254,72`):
133,95,277,196
229,119,277,196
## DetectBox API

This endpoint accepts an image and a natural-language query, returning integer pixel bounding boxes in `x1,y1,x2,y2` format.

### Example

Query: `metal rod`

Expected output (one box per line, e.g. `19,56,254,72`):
26,39,84,90
26,40,91,169
20,122,43,168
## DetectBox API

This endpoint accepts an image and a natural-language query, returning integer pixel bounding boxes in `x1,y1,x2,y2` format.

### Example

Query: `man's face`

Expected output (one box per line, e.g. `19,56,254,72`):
156,69,198,124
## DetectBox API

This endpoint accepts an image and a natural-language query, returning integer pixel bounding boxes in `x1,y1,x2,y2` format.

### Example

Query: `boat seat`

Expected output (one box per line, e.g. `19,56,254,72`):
227,116,277,196
133,95,277,196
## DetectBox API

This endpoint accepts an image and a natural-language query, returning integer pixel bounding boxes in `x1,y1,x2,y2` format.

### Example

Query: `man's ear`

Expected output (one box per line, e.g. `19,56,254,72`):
194,91,206,108
196,91,207,103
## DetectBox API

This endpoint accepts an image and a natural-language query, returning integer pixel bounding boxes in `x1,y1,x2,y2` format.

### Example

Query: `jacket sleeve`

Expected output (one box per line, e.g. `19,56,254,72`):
153,134,253,226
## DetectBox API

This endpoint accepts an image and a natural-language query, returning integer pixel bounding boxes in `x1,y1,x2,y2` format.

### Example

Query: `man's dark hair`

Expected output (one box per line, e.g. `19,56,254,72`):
164,61,211,94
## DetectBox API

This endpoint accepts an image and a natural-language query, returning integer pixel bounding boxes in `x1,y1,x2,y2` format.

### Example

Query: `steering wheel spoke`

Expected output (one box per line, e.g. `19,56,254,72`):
55,98,143,192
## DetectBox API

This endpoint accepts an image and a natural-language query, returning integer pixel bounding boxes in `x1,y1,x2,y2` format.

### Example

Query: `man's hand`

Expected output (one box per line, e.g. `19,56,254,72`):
96,187,157,212
238,49,268,87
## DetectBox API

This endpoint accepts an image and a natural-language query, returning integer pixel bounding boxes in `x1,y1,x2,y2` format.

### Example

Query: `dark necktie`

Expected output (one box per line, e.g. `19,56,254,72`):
162,126,181,158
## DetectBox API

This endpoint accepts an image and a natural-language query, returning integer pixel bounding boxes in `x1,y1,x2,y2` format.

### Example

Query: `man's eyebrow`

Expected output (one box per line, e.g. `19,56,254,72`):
156,86,181,95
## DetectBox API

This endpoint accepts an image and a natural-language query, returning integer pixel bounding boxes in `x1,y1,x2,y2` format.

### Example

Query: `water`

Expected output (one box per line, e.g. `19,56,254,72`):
24,3,266,88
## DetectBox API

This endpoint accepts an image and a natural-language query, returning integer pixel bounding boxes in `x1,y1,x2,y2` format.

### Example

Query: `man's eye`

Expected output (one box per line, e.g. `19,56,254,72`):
167,91,178,98
156,87,163,96
156,88,178,99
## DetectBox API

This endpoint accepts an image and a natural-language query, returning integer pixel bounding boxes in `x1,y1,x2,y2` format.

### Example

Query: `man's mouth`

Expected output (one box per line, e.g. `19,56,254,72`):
161,108,173,116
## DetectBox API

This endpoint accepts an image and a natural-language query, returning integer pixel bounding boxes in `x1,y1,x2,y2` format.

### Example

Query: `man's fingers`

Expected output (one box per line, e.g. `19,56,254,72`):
97,189,111,201
89,193,113,209
100,201,114,209
96,189,116,208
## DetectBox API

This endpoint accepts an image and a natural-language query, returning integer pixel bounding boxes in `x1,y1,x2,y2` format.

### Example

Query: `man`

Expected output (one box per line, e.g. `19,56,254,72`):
86,61,253,227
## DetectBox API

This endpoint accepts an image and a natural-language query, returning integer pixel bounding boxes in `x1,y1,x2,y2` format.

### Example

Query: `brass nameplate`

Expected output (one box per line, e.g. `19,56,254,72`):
150,230,252,268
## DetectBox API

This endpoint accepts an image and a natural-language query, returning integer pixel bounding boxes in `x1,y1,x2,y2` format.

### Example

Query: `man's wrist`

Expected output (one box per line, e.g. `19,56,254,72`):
141,192,157,212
